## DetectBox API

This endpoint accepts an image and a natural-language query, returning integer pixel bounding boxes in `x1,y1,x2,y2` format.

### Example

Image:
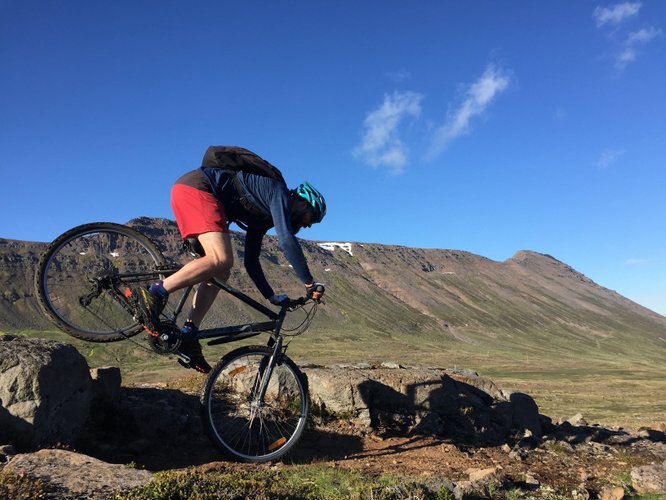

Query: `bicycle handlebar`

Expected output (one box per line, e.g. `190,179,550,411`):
286,296,322,311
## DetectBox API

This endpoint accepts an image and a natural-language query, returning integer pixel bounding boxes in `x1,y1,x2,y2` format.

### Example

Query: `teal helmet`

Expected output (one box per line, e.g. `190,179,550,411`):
295,181,327,222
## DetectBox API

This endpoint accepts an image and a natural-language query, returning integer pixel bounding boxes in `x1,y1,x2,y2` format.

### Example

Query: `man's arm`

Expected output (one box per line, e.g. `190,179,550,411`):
270,191,314,285
244,228,275,299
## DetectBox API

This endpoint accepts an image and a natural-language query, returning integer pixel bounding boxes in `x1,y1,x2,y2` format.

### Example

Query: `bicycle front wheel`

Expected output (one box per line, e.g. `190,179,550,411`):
35,222,167,342
201,345,309,462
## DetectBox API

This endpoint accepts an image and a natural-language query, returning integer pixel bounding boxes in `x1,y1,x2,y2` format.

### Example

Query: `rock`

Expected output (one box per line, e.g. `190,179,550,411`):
380,361,402,369
636,427,666,441
652,423,666,433
568,413,588,426
524,473,540,487
466,466,501,482
90,366,122,408
631,460,666,494
5,449,153,498
459,466,506,496
0,335,92,449
509,392,542,437
509,448,528,461
304,366,515,444
599,486,625,500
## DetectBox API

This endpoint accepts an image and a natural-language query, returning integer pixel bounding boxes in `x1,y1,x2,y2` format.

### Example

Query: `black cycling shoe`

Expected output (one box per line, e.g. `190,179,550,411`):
178,339,212,374
133,286,167,335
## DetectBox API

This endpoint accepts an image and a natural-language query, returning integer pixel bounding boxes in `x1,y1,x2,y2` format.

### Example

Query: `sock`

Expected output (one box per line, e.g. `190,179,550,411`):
148,280,169,298
181,320,198,339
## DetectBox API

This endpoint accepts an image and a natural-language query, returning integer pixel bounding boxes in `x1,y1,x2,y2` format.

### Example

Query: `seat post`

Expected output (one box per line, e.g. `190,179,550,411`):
184,237,205,258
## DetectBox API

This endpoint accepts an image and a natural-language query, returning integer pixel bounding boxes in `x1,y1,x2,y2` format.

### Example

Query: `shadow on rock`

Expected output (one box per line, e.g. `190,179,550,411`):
542,417,666,448
78,385,365,470
356,375,517,447
78,386,216,471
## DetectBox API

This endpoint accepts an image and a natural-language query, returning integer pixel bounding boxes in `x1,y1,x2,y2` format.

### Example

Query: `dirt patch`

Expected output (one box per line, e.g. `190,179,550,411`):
63,412,666,497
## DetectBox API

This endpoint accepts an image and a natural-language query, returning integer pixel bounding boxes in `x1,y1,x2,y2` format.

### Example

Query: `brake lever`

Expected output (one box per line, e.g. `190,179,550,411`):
287,297,308,311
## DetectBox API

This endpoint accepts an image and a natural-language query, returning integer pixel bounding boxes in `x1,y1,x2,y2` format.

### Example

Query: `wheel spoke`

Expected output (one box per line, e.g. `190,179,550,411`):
203,348,308,462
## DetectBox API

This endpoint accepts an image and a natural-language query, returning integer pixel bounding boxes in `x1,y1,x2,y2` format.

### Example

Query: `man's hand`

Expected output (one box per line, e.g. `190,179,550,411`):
269,293,290,305
305,282,325,301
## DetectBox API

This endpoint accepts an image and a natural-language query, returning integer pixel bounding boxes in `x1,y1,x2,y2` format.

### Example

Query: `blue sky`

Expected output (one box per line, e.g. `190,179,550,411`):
2,1,665,315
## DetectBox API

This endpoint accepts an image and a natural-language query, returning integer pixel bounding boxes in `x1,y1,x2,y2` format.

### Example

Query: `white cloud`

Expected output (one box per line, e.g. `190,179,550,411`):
593,2,641,28
593,3,662,71
428,64,511,158
626,26,662,44
615,47,637,68
595,148,625,168
625,258,648,265
353,91,423,174
615,26,663,69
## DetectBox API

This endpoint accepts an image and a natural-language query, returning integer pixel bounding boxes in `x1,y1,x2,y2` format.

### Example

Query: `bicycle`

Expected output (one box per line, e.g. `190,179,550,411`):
34,221,322,463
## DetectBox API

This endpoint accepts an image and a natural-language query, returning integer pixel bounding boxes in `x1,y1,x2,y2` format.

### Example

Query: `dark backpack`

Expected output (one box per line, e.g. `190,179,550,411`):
201,146,286,186
201,146,288,230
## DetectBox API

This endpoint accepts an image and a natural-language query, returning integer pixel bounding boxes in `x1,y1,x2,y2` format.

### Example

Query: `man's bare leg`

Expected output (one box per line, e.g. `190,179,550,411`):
162,232,234,294
187,282,221,327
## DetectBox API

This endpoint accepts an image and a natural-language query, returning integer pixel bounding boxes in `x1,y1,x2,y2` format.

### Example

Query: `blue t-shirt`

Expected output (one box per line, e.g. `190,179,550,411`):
201,168,314,298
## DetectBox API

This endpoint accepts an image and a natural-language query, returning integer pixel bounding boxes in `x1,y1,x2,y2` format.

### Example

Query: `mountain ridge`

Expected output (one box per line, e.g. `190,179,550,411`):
1,217,664,368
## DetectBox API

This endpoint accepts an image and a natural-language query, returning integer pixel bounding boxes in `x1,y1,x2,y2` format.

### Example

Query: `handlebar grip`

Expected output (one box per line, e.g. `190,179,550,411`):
288,297,308,309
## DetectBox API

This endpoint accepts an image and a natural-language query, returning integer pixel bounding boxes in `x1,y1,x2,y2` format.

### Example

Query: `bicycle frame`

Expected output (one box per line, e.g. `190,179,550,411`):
150,267,304,405
142,266,300,350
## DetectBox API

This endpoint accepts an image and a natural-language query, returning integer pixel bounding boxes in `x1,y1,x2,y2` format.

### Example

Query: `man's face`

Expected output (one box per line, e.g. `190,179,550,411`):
291,205,317,235
300,210,317,229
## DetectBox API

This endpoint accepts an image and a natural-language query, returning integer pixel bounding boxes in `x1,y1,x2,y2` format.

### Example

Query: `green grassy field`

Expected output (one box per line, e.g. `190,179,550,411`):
7,327,665,429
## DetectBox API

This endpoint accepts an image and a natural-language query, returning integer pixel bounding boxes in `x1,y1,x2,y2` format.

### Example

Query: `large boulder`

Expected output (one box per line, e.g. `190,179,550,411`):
0,335,92,449
5,449,153,498
304,365,538,445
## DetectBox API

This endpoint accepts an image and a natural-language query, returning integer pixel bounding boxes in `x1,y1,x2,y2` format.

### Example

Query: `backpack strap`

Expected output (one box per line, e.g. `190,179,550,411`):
231,173,270,218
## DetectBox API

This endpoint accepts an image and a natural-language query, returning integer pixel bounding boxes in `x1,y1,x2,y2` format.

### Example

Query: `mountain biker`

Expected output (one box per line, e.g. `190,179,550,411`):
134,149,327,373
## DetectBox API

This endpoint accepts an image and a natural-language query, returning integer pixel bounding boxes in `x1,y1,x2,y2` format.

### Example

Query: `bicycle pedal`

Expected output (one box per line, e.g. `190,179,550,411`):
176,352,192,367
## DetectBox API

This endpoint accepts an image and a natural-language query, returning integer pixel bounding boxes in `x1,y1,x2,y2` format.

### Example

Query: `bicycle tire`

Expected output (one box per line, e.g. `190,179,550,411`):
35,222,167,342
201,345,310,463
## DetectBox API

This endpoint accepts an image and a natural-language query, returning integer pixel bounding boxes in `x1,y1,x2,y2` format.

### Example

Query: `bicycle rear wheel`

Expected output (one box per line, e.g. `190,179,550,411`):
201,345,309,462
35,222,167,342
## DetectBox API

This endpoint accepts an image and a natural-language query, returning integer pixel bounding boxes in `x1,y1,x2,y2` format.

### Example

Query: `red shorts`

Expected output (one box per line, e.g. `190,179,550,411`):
171,184,229,238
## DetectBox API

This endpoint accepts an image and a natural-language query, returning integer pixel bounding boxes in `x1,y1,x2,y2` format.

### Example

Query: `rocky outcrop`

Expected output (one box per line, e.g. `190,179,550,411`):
0,335,92,449
304,364,540,445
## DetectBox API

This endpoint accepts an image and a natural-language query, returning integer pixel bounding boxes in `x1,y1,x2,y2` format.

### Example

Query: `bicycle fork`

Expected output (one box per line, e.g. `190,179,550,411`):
246,336,288,451
251,335,284,406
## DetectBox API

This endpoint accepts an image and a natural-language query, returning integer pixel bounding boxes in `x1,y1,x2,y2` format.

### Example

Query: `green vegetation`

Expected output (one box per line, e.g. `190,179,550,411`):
0,470,50,499
114,465,448,499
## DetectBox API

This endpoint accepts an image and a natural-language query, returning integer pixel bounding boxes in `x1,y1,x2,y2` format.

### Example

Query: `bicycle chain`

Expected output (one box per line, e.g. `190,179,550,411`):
83,290,178,357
